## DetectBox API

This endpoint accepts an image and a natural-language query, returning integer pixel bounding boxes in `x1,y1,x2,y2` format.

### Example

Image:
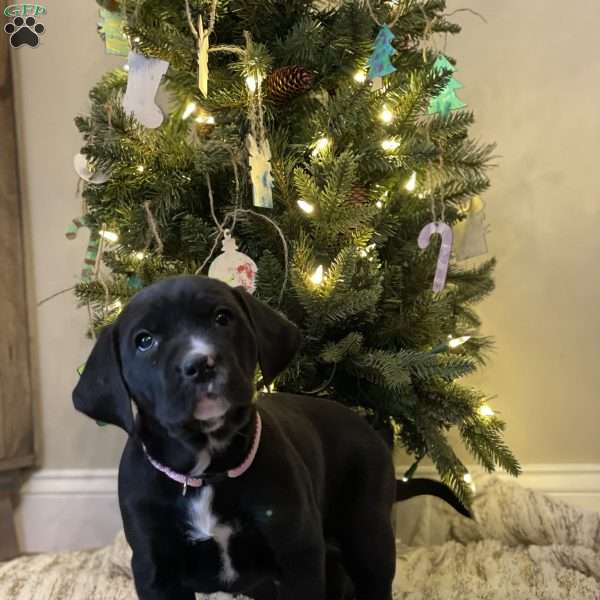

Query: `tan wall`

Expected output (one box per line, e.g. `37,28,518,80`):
11,0,600,469
12,0,125,468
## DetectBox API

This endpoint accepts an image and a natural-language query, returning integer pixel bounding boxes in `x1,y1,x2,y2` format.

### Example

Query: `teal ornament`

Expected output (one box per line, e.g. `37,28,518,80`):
98,8,128,57
428,55,467,117
128,274,143,291
367,25,397,80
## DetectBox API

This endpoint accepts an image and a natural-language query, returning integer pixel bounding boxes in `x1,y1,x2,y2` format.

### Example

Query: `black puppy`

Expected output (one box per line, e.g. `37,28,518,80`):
73,276,461,600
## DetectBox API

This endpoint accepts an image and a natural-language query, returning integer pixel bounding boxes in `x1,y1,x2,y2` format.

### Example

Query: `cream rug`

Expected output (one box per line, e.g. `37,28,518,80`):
1,477,599,599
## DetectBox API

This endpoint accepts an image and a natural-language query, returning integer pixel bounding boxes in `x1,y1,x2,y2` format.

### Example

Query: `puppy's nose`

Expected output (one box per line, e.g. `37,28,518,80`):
181,353,217,381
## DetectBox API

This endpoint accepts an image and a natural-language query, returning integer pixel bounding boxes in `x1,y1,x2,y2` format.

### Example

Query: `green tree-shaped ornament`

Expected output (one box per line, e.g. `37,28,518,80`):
428,55,467,116
368,25,397,80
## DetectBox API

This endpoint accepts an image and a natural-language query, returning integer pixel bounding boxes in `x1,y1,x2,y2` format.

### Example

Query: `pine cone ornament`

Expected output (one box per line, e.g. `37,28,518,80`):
97,0,120,10
266,66,315,103
349,186,370,206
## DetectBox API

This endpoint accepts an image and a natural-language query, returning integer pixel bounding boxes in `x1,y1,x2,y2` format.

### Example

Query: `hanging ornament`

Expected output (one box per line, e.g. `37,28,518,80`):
96,0,120,9
97,7,128,57
128,274,144,291
266,66,315,104
349,186,370,206
247,133,274,209
367,25,397,88
245,54,273,209
197,16,209,97
74,153,110,184
209,231,258,294
418,222,453,293
122,50,170,129
428,55,467,117
65,216,100,282
194,113,217,136
185,0,218,97
453,195,489,261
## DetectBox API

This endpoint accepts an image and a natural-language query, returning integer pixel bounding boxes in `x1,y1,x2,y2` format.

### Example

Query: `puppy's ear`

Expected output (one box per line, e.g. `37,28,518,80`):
73,324,134,433
233,288,302,386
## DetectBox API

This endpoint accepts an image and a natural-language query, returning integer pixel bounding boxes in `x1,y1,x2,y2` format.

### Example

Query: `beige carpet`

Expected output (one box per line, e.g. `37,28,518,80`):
1,477,599,599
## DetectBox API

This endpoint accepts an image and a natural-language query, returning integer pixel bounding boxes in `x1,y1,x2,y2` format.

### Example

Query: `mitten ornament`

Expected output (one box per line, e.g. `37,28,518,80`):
73,153,110,184
247,134,274,209
453,196,488,261
98,8,128,56
208,231,258,294
122,51,170,129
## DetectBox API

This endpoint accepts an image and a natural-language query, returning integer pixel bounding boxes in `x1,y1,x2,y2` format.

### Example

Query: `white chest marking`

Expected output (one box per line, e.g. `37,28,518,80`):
187,486,238,584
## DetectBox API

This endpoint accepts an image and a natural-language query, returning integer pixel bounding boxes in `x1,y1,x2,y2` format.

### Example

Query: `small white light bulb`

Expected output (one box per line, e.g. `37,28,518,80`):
381,139,400,152
100,231,119,243
354,70,367,83
463,472,473,484
136,165,145,173
195,114,216,125
448,335,472,349
405,171,417,192
182,102,197,120
123,64,129,72
312,137,330,156
297,200,315,214
310,265,324,285
479,405,495,418
380,106,394,124
245,75,259,93
134,252,145,260
108,300,122,312
376,200,383,209
134,36,141,43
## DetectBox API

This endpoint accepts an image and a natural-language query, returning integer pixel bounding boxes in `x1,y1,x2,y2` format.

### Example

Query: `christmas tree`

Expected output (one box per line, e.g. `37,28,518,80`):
73,0,519,502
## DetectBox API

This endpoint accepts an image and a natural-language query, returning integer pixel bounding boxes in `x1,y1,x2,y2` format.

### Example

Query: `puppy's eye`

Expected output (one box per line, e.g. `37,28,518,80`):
215,309,232,327
135,332,155,352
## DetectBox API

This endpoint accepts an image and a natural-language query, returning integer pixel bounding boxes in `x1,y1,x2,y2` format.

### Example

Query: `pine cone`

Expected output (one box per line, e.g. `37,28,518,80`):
349,186,370,206
266,66,315,104
97,0,120,10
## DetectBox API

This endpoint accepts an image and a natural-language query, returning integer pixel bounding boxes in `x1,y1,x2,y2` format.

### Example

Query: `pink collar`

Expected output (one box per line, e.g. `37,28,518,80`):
143,412,262,496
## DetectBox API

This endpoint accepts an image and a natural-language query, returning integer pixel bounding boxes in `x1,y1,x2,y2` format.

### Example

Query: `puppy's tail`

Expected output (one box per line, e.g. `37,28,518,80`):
396,478,472,518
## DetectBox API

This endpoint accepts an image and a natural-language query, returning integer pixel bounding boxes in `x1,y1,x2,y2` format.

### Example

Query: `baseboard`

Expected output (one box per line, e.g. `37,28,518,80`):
14,464,600,553
396,463,600,513
15,469,120,553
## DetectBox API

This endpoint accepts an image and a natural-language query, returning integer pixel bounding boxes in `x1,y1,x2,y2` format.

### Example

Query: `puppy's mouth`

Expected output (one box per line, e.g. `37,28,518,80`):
193,392,229,422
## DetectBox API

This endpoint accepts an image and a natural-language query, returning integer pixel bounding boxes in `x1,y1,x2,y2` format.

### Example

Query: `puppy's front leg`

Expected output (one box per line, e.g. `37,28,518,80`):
130,546,196,600
275,543,326,600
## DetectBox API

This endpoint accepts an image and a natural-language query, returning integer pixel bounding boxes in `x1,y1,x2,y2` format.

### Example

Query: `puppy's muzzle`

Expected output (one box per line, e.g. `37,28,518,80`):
178,350,229,423
181,352,217,383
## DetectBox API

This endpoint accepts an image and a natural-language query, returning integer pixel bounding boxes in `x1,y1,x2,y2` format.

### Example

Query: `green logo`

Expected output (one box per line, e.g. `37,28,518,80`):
4,4,47,18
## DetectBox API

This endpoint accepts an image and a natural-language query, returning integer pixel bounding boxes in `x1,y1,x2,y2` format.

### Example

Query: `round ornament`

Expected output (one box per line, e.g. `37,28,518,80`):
208,231,258,294
74,153,110,184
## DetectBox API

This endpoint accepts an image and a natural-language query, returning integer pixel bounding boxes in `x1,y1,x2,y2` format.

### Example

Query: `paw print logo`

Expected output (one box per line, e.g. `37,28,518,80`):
4,16,45,48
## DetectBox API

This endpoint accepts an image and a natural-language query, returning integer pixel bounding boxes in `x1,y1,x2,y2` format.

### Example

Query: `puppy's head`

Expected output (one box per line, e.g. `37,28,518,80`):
73,276,301,440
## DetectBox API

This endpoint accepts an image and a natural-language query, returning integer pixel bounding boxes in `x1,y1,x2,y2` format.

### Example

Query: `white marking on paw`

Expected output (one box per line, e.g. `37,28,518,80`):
214,524,238,584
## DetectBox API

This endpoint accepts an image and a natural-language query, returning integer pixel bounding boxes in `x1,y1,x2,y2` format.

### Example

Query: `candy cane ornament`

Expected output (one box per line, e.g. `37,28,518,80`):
65,216,100,282
418,222,453,293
